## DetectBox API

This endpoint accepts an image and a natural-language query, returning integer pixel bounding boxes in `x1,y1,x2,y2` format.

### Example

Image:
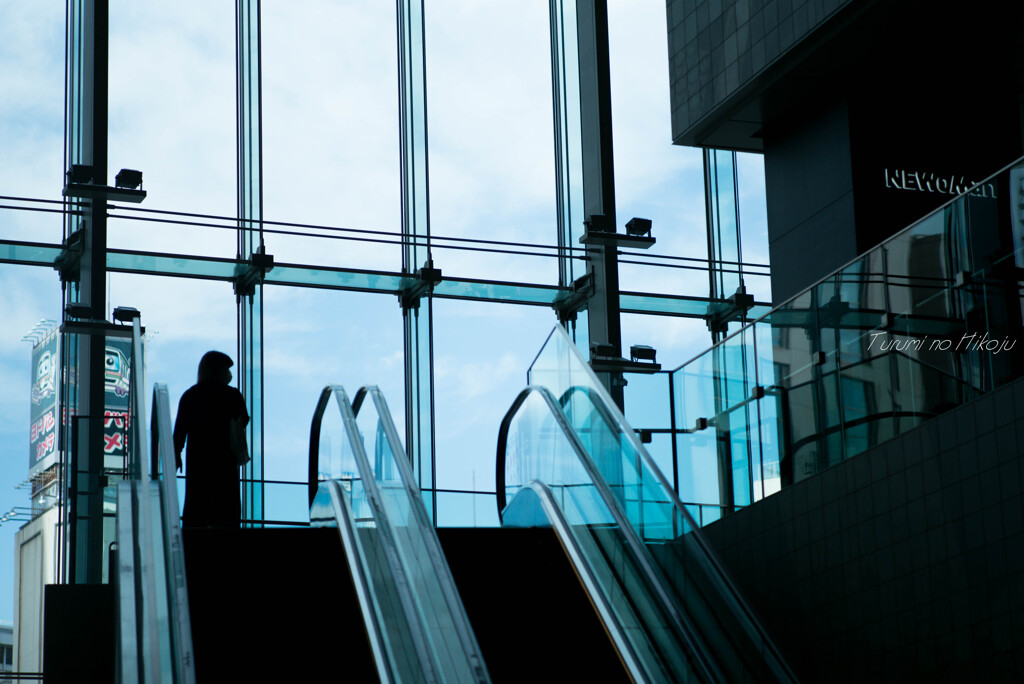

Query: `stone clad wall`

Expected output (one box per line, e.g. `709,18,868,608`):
666,0,853,144
702,376,1024,681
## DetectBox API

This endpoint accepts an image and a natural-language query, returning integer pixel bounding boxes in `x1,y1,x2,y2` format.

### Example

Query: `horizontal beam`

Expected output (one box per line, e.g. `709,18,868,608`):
0,238,767,318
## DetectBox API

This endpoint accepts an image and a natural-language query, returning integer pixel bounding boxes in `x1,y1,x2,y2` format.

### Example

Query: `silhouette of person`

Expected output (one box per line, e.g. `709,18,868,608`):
174,351,249,527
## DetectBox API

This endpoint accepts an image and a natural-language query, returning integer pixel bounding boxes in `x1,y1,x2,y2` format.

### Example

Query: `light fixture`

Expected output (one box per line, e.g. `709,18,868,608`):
65,302,94,320
584,214,613,233
66,164,94,184
630,344,657,363
113,306,141,322
114,168,143,190
625,217,652,237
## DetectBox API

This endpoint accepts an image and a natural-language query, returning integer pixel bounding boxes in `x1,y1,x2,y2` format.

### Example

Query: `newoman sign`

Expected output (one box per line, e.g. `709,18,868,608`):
884,168,996,198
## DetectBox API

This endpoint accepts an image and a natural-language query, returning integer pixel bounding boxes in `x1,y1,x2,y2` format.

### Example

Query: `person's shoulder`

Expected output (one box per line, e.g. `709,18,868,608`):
179,384,200,401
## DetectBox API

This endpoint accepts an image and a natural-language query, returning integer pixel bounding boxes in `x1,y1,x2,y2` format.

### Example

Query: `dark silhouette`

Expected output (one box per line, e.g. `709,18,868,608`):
174,351,249,527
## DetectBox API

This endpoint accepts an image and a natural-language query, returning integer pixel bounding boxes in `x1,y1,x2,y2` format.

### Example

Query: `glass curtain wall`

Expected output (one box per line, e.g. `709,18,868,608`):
0,3,772,594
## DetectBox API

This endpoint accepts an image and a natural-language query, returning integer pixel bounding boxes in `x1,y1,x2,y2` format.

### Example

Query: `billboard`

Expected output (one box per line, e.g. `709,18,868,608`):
29,332,142,478
102,337,133,462
29,332,60,474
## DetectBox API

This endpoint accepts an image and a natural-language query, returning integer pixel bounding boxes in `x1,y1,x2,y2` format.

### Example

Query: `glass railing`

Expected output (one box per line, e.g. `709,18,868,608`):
671,157,1024,513
114,308,195,683
502,325,797,683
309,385,490,684
498,385,707,683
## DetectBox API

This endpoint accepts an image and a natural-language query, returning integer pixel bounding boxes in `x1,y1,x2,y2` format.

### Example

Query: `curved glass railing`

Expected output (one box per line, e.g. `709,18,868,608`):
309,385,490,684
501,325,798,683
115,311,195,683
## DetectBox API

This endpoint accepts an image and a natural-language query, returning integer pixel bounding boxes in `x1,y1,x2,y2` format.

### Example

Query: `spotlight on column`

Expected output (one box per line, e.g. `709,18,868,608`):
584,214,613,233
65,302,94,320
625,217,652,238
630,344,657,364
113,306,141,322
114,168,143,190
66,165,94,184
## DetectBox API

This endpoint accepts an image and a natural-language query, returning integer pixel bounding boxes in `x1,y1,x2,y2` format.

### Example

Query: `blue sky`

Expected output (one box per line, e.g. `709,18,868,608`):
0,2,769,622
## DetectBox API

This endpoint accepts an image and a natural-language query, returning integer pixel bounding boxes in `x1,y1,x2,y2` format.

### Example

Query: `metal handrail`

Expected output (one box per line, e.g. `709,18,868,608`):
309,384,490,684
114,314,195,683
151,384,195,684
518,324,800,682
503,480,660,683
496,384,719,683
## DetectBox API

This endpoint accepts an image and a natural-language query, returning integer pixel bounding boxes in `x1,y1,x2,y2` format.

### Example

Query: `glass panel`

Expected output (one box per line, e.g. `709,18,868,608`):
607,4,710,303
107,250,237,281
0,3,64,245
432,279,564,305
432,299,554,521
264,288,403,525
506,330,794,681
736,153,772,303
500,392,691,682
424,4,556,284
107,2,236,256
262,4,400,272
434,491,500,528
668,158,1024,509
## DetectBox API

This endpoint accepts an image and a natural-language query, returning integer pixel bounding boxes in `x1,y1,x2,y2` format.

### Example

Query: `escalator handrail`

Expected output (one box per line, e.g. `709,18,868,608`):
115,309,195,683
310,384,490,684
495,384,720,684
504,479,652,683
528,323,798,679
565,381,797,683
151,384,196,684
311,479,397,684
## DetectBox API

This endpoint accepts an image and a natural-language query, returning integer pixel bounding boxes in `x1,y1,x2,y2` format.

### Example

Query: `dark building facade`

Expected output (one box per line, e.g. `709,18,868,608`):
668,0,1024,302
668,1,1024,680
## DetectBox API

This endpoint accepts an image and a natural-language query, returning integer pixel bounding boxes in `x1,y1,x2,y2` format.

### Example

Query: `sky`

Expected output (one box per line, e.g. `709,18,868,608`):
0,1,769,622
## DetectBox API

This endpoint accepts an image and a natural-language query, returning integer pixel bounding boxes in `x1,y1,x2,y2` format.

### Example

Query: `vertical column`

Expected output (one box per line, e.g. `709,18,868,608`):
398,0,436,519
704,149,744,314
576,0,624,410
549,0,588,350
63,0,108,584
237,0,264,526
704,148,746,515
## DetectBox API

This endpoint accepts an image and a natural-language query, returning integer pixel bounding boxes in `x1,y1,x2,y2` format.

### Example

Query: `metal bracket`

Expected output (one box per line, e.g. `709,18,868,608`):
233,245,275,299
579,213,656,249
63,183,147,204
54,228,85,284
706,286,755,335
399,259,442,311
553,272,593,323
816,294,851,329
60,320,142,339
588,341,662,374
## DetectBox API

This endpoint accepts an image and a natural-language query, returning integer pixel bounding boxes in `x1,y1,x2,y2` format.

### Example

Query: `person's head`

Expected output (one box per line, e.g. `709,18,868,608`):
197,351,234,384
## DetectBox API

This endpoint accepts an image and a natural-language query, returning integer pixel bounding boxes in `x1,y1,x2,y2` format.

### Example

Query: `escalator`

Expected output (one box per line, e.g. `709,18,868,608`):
114,328,792,682
310,386,632,683
496,325,799,683
117,383,489,683
120,379,632,682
